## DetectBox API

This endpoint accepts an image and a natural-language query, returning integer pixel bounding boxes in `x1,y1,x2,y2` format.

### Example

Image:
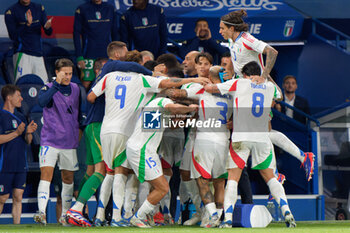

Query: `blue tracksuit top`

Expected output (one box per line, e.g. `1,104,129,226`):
120,3,167,58
74,1,120,61
4,1,52,57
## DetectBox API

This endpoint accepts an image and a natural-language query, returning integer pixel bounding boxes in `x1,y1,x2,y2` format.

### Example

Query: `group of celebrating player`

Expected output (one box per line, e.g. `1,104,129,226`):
34,10,314,228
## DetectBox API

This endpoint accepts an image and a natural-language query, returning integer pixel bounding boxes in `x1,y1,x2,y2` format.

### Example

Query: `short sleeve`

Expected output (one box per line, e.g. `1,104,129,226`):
141,75,167,93
92,74,109,97
217,79,238,95
183,83,203,99
241,33,267,54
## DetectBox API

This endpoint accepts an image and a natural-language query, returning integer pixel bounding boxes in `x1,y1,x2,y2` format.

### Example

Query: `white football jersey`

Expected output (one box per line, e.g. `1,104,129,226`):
228,32,267,79
184,82,233,145
92,71,165,136
127,97,174,152
217,78,281,143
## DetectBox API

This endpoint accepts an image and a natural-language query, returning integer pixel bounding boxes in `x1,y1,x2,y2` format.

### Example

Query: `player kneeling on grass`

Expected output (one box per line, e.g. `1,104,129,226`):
205,61,296,228
125,97,198,228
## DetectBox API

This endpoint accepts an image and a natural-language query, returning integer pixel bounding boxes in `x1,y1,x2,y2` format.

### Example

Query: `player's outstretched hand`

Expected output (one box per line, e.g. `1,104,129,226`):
16,122,26,136
26,120,38,134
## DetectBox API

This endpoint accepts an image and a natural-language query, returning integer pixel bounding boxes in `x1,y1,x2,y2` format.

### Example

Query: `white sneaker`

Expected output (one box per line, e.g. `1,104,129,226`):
184,212,201,226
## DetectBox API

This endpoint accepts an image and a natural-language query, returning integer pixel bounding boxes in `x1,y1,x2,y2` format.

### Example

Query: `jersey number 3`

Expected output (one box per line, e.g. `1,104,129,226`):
114,85,126,109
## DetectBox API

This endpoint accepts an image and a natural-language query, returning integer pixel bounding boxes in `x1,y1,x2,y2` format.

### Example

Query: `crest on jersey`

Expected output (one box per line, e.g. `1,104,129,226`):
283,20,295,37
142,17,148,26
96,11,101,20
0,185,3,192
12,119,18,128
29,87,37,98
143,110,161,129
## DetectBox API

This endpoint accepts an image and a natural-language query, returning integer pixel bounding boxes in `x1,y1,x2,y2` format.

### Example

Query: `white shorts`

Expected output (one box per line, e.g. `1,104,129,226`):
180,129,196,171
227,141,273,170
158,136,184,168
101,133,128,170
13,52,48,83
126,146,163,183
191,139,228,179
39,145,79,171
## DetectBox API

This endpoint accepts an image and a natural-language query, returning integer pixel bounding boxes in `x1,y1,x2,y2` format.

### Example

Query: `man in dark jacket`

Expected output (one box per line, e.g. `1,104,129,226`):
281,75,310,124
120,0,167,59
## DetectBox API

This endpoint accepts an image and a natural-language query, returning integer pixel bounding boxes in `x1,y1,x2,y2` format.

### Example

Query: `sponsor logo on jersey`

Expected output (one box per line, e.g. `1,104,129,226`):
96,11,101,20
284,20,295,37
12,119,18,128
142,17,148,26
143,110,161,129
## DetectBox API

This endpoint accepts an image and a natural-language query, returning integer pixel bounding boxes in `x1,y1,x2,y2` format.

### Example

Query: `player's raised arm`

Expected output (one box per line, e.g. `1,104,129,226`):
158,77,210,88
262,45,278,80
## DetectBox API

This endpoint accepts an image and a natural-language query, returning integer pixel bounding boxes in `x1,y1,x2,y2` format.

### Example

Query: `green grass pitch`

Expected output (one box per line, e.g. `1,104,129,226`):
0,221,350,233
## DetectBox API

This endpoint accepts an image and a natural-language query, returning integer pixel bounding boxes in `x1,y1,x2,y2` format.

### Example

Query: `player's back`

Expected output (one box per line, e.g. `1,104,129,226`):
100,71,161,137
231,79,278,143
184,83,233,143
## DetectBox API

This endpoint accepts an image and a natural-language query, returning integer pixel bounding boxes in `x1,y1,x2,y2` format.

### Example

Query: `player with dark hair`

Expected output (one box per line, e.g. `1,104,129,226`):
0,84,37,224
34,58,85,226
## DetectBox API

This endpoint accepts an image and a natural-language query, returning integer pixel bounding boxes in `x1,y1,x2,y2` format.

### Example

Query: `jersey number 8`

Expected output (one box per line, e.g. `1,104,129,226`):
252,92,264,117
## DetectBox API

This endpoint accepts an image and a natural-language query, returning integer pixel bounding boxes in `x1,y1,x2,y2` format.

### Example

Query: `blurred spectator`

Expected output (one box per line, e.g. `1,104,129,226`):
120,0,167,59
34,58,85,226
125,50,143,64
143,60,158,71
279,75,310,124
140,50,154,65
182,51,199,78
74,0,120,89
220,51,234,80
0,84,37,224
179,18,228,64
5,0,53,83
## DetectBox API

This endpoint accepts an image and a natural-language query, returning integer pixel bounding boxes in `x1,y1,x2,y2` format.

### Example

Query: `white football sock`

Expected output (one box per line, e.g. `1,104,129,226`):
112,174,127,221
137,199,156,219
123,174,139,219
205,202,217,218
95,173,113,220
269,130,304,163
224,180,237,223
61,182,74,216
37,180,50,214
267,178,291,216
